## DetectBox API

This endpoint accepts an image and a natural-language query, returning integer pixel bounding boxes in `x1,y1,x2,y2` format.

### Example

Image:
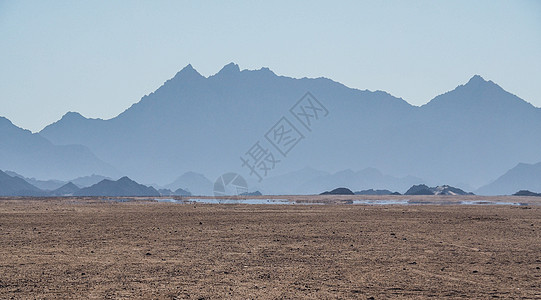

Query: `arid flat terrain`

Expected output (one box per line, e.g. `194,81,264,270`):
1,197,540,299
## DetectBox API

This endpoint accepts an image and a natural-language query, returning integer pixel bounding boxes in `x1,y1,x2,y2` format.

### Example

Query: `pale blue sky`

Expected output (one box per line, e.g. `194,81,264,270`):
1,0,540,132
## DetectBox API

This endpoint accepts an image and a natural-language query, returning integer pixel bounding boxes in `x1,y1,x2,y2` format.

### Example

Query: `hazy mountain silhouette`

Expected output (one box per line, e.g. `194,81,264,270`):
413,75,541,187
38,64,541,189
173,187,192,196
0,116,118,181
5,170,66,190
75,176,159,197
50,182,80,196
0,170,44,196
164,172,213,196
70,174,114,188
476,162,541,195
4,171,116,190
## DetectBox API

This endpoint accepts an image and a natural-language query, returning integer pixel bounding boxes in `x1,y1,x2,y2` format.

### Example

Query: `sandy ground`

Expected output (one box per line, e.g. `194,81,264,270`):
0,197,540,299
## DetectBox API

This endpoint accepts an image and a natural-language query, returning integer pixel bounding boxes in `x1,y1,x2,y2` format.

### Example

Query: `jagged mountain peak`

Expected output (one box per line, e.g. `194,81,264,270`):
61,111,86,121
466,74,487,84
258,66,274,73
241,66,276,76
422,74,534,111
118,176,132,182
216,62,240,75
210,63,279,80
40,111,96,135
461,74,501,91
171,64,205,81
62,181,78,188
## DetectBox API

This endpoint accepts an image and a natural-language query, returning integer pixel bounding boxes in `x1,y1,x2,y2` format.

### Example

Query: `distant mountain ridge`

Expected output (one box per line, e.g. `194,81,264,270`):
75,177,159,197
51,182,80,196
0,169,159,197
0,170,44,196
5,170,66,190
164,172,213,196
4,171,114,190
0,116,118,180
2,63,538,190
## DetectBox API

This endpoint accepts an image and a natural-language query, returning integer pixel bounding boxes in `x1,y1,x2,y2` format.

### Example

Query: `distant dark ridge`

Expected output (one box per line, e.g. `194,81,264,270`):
320,187,354,195
75,176,160,197
404,184,433,195
0,169,45,196
513,190,541,197
5,170,66,190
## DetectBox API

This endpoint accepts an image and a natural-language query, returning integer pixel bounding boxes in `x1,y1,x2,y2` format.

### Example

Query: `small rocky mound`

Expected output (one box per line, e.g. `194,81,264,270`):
355,189,395,195
320,187,354,195
405,184,474,195
405,184,433,195
240,191,262,196
513,190,541,197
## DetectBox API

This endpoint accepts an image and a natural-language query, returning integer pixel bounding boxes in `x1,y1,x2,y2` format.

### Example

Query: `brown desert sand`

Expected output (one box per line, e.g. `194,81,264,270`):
0,196,540,299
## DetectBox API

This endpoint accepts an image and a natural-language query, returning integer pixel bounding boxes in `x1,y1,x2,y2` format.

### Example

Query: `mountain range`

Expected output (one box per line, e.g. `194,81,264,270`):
5,171,114,190
2,63,540,193
0,170,161,197
0,170,43,196
0,117,118,180
75,177,160,197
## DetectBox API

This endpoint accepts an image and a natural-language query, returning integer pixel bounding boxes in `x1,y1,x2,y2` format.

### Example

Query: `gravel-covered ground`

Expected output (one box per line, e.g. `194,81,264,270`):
0,197,540,299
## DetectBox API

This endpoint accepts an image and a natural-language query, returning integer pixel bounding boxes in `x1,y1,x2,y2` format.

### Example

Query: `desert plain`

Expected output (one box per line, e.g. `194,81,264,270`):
0,196,540,299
